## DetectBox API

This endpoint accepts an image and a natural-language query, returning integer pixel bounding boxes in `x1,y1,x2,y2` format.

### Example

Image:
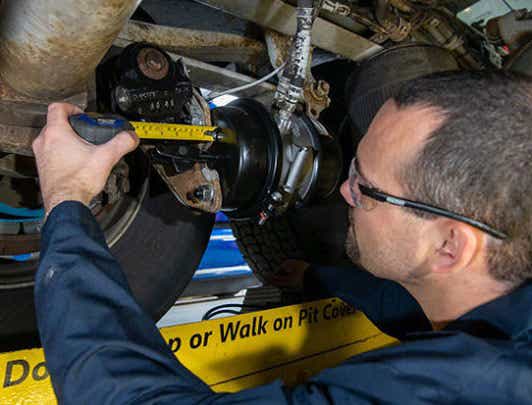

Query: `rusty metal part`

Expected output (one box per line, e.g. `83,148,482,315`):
365,0,412,42
265,30,292,68
389,0,414,14
0,102,47,129
118,21,267,65
137,47,170,80
196,0,382,62
304,80,330,119
387,18,412,42
191,88,212,126
0,0,141,100
320,0,350,16
0,77,88,128
349,8,389,39
103,160,130,205
150,160,222,213
0,124,38,156
113,40,277,103
348,6,411,43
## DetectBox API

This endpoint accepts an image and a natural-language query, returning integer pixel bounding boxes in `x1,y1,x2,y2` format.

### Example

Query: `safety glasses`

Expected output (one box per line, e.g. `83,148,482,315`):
348,157,508,240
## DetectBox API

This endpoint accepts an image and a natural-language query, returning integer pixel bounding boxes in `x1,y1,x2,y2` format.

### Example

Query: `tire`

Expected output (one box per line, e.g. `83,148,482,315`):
0,173,214,351
346,43,459,135
231,192,350,283
230,216,302,281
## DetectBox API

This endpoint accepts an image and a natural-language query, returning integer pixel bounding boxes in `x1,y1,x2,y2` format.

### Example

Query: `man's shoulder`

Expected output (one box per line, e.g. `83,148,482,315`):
310,330,532,404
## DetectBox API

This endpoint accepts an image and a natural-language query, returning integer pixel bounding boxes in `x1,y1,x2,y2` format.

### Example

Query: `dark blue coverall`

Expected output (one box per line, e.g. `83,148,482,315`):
35,202,532,404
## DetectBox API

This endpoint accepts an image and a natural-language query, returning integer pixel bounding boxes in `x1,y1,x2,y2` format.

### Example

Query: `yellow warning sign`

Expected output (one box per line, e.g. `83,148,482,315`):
0,298,397,404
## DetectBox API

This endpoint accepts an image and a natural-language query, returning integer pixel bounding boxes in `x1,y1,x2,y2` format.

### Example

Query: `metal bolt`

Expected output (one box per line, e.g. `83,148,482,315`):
146,52,164,71
271,192,283,203
207,128,225,142
115,86,131,108
319,81,330,94
193,185,214,202
137,47,169,80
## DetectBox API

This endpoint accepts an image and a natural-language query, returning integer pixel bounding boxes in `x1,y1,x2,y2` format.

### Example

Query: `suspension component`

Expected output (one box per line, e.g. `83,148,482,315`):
91,43,341,222
97,43,193,123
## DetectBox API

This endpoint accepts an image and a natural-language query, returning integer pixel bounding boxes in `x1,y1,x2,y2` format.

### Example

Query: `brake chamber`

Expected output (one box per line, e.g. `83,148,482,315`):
96,43,341,224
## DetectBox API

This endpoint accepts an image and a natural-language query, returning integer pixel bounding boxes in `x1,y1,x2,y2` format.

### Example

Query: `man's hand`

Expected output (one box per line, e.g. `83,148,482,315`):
265,259,311,289
33,103,139,215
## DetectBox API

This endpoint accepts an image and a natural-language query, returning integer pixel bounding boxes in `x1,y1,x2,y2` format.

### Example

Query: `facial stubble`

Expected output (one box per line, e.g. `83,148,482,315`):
345,210,361,264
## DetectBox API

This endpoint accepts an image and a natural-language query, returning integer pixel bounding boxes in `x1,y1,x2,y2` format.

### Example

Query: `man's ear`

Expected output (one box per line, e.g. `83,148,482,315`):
429,220,481,274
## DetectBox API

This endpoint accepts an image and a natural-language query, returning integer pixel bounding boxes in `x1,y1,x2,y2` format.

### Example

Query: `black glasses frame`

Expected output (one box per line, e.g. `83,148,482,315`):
349,158,508,240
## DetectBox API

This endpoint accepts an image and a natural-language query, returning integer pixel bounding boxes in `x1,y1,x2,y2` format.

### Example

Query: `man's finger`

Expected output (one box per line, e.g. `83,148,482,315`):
97,131,139,166
46,102,84,128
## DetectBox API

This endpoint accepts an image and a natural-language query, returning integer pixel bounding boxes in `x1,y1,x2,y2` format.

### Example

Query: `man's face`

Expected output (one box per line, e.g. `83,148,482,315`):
340,100,445,283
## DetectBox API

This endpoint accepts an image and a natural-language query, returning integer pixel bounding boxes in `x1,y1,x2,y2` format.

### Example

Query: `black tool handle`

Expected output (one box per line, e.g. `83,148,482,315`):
68,113,134,145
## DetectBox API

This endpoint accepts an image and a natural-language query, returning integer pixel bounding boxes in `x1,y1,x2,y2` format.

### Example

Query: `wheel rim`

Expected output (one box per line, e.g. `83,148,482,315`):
0,151,149,289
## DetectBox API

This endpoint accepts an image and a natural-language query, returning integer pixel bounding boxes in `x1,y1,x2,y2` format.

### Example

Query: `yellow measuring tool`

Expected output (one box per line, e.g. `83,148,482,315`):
68,113,230,145
131,121,219,142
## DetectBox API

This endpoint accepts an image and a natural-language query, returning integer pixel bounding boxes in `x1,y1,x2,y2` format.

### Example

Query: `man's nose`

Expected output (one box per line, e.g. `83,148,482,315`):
340,180,355,207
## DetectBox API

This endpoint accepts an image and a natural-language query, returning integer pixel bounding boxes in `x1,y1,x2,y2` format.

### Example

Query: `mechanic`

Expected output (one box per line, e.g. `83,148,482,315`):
33,71,532,404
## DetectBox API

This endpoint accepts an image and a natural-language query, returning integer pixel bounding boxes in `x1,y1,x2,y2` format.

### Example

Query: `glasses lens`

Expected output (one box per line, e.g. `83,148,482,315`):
349,158,363,208
349,158,378,211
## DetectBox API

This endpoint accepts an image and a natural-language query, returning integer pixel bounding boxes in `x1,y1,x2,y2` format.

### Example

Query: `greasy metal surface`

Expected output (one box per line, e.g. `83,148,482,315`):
118,21,267,65
0,0,141,100
196,0,382,61
0,125,38,156
265,30,292,68
137,47,170,80
0,102,47,129
0,77,87,155
0,77,45,105
113,40,276,102
0,78,87,128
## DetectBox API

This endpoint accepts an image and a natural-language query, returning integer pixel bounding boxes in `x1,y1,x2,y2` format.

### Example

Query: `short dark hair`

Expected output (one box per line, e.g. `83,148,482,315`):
394,71,532,285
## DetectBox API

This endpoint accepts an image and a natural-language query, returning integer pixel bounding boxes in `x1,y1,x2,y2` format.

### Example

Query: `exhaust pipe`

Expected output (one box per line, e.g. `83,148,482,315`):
0,0,141,100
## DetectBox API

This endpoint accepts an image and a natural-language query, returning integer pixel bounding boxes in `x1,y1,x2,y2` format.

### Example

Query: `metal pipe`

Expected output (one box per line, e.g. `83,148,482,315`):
0,0,141,100
274,0,315,135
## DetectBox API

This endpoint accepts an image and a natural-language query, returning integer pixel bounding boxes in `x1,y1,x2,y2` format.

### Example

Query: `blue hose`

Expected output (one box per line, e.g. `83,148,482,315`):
0,202,44,222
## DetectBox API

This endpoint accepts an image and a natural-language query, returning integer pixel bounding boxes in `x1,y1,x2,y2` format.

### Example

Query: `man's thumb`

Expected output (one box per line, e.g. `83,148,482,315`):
99,131,139,164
